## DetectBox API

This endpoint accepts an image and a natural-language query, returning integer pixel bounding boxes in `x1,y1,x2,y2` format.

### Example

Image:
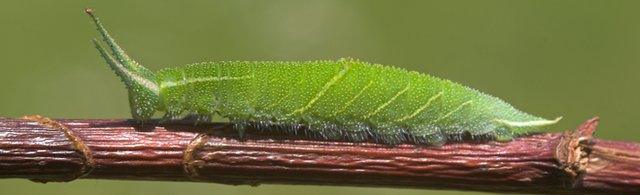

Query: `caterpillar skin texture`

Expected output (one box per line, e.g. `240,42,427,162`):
86,10,560,145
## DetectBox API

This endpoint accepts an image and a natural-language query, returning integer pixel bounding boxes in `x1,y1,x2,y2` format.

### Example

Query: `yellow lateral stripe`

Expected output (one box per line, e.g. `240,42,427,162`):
160,75,254,89
363,84,411,119
494,116,562,127
433,100,473,123
394,91,443,122
287,64,352,116
331,80,374,116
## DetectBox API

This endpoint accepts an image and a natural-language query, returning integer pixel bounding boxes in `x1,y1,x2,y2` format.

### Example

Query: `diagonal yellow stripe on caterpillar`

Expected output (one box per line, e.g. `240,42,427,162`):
287,63,353,116
432,100,473,123
363,83,411,119
330,80,374,117
394,91,443,122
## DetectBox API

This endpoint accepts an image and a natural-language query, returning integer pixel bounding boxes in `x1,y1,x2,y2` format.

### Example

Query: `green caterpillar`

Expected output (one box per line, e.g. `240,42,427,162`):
86,9,560,145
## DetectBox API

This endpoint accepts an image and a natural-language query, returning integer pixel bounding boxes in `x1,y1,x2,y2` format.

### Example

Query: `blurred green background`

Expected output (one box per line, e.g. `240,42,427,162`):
1,0,639,194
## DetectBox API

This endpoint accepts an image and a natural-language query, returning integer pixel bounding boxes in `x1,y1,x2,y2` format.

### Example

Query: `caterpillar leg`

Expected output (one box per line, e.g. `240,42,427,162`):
232,120,249,139
161,112,180,120
160,113,212,125
307,122,343,140
406,124,446,146
371,125,407,145
493,127,515,142
341,122,371,142
182,114,212,125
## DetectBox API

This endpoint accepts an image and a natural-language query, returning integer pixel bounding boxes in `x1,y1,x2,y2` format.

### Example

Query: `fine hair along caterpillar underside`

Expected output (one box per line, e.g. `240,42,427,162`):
85,9,561,146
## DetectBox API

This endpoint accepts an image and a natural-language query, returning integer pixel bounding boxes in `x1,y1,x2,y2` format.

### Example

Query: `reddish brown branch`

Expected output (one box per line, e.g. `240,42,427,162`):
0,116,637,194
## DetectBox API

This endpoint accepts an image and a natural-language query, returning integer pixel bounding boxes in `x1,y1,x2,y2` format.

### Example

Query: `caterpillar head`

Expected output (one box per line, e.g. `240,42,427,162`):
87,9,159,121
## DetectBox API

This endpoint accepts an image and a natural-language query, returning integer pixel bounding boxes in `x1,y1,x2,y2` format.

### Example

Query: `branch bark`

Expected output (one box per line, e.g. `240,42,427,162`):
0,116,638,194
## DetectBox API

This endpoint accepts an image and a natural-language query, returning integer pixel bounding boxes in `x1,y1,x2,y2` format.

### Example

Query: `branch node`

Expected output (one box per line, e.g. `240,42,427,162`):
22,115,95,182
555,117,598,188
183,133,210,181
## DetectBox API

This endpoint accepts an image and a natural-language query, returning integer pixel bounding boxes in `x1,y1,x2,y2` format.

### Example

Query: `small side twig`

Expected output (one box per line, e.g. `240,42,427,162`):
0,116,638,194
